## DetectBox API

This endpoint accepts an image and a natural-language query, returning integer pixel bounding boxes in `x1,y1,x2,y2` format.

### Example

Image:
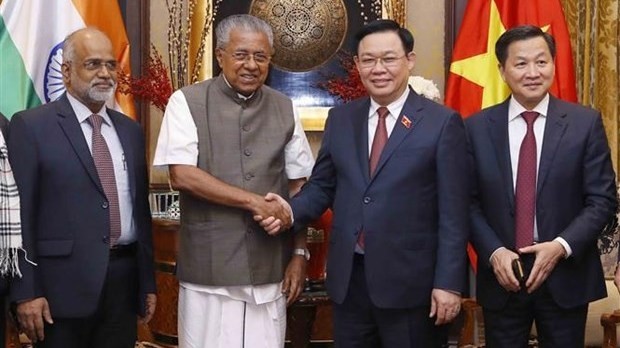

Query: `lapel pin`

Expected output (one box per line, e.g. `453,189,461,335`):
401,115,412,129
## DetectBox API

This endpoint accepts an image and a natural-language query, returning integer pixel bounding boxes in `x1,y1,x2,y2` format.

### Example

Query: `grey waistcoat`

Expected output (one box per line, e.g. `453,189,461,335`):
177,75,294,286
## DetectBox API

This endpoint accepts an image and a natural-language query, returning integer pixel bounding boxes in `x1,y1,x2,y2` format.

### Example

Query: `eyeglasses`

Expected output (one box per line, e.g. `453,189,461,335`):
77,59,118,72
222,50,271,65
356,55,407,69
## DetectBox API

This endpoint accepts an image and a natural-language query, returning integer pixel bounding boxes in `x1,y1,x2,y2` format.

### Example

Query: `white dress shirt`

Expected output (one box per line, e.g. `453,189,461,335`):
367,88,410,155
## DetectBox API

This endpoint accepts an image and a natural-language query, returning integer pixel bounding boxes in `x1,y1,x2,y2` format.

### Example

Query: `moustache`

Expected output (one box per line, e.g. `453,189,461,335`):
90,79,116,89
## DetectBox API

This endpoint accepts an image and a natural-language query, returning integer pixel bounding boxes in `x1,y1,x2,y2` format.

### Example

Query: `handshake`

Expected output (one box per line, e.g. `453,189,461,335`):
252,192,293,235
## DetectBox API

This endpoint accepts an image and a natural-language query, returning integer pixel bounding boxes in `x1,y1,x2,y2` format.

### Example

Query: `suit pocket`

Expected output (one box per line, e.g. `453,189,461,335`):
36,240,73,257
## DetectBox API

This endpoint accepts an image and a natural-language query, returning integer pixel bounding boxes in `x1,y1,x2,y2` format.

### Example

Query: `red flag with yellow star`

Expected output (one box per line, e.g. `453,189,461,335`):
445,0,577,119
445,0,577,272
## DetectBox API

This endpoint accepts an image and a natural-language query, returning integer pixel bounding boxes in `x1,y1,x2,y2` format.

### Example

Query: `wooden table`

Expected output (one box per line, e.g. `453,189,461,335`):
287,290,333,348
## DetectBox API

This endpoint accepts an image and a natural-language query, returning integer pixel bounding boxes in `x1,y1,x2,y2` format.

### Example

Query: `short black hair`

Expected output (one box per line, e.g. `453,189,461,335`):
353,19,414,54
495,25,556,66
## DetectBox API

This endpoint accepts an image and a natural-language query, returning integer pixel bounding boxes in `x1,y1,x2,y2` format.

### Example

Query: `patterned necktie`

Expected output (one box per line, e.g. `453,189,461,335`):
514,111,539,249
369,106,389,176
88,114,121,247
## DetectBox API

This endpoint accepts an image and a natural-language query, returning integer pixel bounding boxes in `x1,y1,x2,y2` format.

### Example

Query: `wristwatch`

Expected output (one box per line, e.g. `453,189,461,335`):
293,248,310,261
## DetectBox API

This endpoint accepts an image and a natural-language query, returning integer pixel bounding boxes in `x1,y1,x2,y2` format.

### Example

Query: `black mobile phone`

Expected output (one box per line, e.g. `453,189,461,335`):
512,258,527,285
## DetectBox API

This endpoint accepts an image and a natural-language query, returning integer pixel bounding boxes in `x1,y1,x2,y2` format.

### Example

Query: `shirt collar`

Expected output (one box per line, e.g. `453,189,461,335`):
66,93,112,126
222,74,255,100
508,93,549,123
369,88,410,119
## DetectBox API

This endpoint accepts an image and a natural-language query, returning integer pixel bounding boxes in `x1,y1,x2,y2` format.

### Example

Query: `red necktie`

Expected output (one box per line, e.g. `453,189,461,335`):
357,107,390,251
369,107,389,176
88,114,121,247
514,111,539,249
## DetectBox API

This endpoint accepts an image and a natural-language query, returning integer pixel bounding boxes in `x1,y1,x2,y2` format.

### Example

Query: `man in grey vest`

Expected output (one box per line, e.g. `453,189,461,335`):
153,14,314,348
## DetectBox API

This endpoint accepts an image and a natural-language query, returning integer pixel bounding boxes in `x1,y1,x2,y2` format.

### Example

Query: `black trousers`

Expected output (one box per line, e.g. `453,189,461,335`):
483,254,587,348
333,254,449,348
36,253,139,348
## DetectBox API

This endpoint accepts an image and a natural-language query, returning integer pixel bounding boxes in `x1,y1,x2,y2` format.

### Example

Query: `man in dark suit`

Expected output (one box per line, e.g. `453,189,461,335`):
466,25,617,347
7,28,156,347
270,20,469,347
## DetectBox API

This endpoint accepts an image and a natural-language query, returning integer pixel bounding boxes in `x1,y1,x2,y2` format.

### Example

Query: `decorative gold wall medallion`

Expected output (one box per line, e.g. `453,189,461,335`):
250,0,348,72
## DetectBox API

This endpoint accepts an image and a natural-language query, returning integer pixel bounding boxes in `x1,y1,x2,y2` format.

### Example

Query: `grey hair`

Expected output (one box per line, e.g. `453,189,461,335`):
215,14,274,50
62,27,108,63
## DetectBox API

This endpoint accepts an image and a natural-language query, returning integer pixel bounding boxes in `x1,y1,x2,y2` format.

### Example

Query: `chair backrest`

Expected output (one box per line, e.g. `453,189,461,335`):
586,279,620,347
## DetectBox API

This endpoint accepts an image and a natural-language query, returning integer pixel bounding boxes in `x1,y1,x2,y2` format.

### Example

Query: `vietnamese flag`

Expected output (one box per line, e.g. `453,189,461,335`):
445,0,577,272
445,0,577,118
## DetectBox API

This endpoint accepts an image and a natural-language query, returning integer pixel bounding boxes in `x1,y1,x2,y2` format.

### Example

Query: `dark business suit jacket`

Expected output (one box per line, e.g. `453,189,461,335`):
0,113,8,137
292,90,470,308
7,94,155,318
466,96,617,310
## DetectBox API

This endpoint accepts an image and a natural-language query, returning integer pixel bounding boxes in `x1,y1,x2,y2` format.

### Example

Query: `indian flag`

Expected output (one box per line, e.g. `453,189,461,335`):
0,0,135,119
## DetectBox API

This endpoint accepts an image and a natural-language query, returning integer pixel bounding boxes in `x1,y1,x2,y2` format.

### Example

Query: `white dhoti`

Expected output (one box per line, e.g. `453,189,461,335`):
178,282,286,348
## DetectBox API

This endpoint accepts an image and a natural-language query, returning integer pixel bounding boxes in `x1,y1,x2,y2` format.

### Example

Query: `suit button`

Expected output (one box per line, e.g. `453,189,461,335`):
363,197,371,204
102,236,109,243
244,149,252,156
102,201,109,209
242,125,250,132
247,228,253,234
244,173,254,181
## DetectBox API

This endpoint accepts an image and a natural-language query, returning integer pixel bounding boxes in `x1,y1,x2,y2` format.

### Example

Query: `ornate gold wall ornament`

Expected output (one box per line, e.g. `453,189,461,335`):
250,0,348,72
382,0,406,27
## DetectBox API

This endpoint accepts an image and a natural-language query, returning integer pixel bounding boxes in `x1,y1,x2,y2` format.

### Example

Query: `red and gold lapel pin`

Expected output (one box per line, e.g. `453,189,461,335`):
401,115,412,129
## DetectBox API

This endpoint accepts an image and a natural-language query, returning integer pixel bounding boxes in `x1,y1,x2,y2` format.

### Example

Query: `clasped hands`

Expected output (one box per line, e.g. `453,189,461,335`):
252,192,292,235
490,241,565,293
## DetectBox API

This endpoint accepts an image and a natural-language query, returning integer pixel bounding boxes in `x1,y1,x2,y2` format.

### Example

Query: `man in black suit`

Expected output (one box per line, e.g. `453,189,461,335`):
270,20,469,347
8,28,156,347
466,25,617,347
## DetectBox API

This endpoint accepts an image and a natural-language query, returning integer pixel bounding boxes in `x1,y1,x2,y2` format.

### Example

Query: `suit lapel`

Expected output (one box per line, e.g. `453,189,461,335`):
56,95,105,194
109,111,137,201
369,90,421,183
537,97,567,194
487,100,515,210
352,99,371,183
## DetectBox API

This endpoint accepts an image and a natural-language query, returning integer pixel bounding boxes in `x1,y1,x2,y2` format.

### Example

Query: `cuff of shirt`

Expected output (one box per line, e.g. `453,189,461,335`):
489,247,508,265
554,237,572,258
